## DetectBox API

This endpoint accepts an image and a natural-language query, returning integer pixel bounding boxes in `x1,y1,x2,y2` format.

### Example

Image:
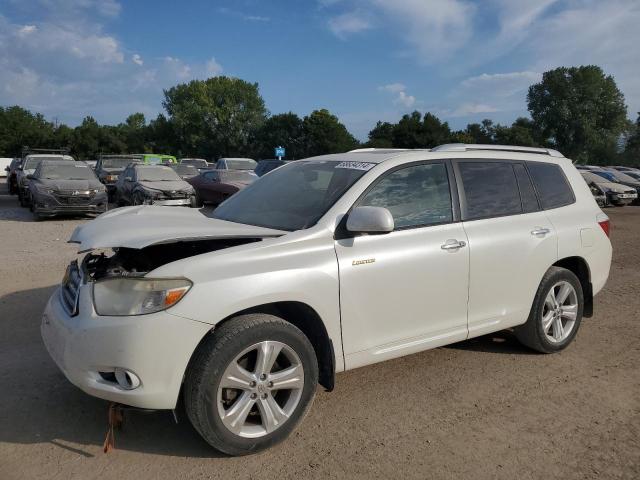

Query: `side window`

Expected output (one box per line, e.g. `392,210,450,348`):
527,162,575,209
358,163,452,229
459,162,521,220
513,163,539,213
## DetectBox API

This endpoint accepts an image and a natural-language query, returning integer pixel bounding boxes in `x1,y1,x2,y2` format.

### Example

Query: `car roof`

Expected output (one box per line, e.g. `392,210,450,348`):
300,144,569,165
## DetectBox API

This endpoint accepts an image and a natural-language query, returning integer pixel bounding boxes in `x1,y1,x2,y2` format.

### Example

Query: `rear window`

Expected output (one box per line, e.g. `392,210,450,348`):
527,162,575,209
459,162,522,220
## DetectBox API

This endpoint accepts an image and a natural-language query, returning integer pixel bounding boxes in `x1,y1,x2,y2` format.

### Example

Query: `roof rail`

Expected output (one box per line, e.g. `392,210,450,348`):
348,148,410,153
431,143,564,158
22,146,71,156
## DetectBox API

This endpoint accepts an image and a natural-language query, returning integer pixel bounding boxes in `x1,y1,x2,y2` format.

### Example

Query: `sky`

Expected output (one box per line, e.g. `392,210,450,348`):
1,0,639,140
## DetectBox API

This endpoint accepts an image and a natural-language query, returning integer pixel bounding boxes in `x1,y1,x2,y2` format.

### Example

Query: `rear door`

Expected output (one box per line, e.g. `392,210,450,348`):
455,160,558,338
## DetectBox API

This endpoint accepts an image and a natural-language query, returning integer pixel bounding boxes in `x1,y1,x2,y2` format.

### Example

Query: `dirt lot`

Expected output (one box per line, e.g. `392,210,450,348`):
0,178,638,480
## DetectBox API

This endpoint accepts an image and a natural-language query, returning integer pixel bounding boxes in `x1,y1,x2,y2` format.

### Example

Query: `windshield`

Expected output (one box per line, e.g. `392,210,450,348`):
102,157,141,168
138,167,181,181
24,156,71,170
224,159,257,170
624,171,640,181
607,170,640,183
593,171,617,182
181,159,208,168
39,164,96,180
212,160,374,231
174,165,198,176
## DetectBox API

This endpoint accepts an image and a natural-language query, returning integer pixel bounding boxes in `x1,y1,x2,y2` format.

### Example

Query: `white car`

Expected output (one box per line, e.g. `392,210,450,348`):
0,157,12,177
41,144,612,455
581,171,638,206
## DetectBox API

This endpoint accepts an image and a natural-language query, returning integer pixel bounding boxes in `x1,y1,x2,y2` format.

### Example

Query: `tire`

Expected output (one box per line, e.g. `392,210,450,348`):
9,180,16,195
184,314,318,456
515,267,584,353
18,189,28,207
191,193,201,208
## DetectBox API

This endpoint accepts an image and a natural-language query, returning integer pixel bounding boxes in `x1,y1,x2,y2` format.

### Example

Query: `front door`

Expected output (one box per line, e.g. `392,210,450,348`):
335,162,470,369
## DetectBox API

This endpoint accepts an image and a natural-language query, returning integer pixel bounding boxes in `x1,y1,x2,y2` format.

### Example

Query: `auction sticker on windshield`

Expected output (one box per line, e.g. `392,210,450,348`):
335,162,375,171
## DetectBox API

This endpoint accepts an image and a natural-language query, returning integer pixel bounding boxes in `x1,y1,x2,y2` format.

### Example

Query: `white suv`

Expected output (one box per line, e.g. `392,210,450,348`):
41,144,612,455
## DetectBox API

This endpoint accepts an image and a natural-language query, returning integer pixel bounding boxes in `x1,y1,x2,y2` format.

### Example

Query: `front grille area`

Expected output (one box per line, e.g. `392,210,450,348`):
60,260,82,315
53,191,94,205
163,190,189,199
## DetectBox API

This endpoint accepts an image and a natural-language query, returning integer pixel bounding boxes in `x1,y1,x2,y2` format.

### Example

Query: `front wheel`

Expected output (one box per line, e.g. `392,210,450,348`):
184,314,318,456
515,267,583,353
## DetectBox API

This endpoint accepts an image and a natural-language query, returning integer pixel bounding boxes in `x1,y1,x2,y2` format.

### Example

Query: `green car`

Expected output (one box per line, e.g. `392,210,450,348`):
142,154,177,164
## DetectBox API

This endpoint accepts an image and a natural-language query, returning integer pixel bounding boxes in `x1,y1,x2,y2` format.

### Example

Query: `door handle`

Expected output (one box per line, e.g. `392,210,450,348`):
441,239,467,251
531,227,551,236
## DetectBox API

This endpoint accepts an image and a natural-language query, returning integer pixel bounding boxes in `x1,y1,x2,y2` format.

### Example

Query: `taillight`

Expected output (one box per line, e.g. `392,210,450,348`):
598,218,611,238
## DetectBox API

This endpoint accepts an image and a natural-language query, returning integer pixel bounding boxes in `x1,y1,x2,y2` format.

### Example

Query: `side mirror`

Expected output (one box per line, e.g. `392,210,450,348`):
4,166,9,172
346,206,394,234
17,167,23,171
26,174,34,180
124,177,133,182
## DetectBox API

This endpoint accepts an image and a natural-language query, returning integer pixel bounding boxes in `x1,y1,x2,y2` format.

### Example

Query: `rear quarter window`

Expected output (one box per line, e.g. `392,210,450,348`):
459,162,522,220
527,162,575,209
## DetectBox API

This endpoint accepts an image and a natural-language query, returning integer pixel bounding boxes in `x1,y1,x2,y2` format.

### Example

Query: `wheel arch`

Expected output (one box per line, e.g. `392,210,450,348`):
189,301,336,392
552,256,593,317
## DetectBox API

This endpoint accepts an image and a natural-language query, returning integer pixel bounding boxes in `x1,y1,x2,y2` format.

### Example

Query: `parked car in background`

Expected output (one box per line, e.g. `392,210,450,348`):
42,144,612,456
95,155,144,201
187,169,256,206
83,159,98,170
179,158,209,171
115,164,196,207
27,160,107,219
5,158,22,194
142,153,177,165
0,157,12,177
215,157,257,173
591,169,640,204
254,159,288,177
610,166,640,173
580,171,637,206
17,151,75,207
170,164,199,180
617,170,640,182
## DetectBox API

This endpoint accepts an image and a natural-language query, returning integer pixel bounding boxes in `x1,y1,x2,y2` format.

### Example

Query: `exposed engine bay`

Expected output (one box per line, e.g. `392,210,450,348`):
83,237,262,280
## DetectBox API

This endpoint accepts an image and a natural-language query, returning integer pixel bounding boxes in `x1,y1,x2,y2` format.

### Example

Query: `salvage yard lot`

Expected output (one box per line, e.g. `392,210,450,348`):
0,178,638,480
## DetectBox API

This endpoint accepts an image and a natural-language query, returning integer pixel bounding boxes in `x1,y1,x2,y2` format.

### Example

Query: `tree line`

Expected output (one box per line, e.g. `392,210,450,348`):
1,65,638,165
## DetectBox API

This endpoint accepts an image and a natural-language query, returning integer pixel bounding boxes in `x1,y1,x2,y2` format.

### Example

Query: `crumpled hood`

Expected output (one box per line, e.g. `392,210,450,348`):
138,180,193,192
37,178,103,190
69,205,286,251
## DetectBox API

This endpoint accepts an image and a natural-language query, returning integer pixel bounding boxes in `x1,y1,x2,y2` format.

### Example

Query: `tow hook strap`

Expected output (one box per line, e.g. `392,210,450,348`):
103,402,124,453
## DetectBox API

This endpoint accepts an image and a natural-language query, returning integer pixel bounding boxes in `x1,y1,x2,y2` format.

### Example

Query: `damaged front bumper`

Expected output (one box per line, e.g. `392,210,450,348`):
40,276,212,410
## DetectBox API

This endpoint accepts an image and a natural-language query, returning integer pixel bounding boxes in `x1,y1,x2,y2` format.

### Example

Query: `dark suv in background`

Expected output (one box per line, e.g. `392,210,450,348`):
95,154,144,201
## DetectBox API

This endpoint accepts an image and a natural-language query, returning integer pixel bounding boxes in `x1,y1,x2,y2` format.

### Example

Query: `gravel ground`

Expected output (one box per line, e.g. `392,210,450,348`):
0,178,638,480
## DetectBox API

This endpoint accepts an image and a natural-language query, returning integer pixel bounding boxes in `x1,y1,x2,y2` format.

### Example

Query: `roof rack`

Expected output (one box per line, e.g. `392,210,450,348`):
22,146,71,157
348,148,411,153
431,143,564,158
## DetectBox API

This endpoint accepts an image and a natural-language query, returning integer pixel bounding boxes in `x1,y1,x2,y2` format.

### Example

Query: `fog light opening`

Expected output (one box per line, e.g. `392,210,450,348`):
114,368,141,390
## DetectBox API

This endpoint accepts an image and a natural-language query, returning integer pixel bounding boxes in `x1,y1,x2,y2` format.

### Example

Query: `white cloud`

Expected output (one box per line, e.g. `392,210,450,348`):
206,57,223,76
328,11,372,39
450,103,498,117
379,83,416,107
0,15,224,125
245,15,270,22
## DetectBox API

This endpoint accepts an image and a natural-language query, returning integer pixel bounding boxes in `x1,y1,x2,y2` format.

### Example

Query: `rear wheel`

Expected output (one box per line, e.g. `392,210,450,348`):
18,189,29,207
515,267,583,353
184,314,318,456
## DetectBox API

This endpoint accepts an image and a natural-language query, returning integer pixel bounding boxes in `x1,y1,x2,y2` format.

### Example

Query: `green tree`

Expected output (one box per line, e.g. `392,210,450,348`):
256,112,305,159
367,121,395,148
0,106,55,156
392,111,424,148
147,113,179,155
163,76,267,158
623,113,640,164
302,109,359,157
494,117,537,146
120,112,148,152
527,65,627,163
422,112,451,147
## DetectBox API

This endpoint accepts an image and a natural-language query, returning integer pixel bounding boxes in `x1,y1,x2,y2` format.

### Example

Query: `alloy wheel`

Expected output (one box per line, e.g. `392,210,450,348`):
216,341,304,438
542,281,578,343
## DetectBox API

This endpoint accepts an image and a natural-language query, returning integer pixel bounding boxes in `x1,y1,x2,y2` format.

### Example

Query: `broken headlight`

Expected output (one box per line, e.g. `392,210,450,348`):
93,278,192,316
